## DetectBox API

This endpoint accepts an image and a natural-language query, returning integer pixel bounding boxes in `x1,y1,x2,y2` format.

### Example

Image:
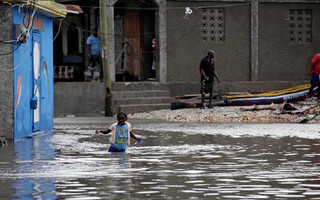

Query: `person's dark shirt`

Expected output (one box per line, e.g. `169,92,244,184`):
200,57,215,82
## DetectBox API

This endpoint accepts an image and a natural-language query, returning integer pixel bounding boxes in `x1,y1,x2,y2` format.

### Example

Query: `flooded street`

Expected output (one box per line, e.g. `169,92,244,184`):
1,117,320,199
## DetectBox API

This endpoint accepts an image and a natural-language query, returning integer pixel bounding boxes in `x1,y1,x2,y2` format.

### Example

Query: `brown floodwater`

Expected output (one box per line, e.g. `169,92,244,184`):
1,117,320,199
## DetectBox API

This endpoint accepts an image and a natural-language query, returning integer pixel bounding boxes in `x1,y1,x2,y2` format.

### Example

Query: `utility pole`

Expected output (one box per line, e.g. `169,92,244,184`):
100,0,113,116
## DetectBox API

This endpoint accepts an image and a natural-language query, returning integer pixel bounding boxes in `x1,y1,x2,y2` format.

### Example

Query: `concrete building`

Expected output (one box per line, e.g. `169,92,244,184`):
52,0,319,116
166,0,319,85
0,0,67,140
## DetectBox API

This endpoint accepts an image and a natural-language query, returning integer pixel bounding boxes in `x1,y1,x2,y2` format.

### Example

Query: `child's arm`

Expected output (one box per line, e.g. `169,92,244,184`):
96,129,112,135
130,131,140,141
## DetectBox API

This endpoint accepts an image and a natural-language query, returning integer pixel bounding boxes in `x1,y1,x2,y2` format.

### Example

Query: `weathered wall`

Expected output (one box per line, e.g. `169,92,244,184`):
0,4,14,141
259,3,320,81
166,1,251,82
54,82,105,117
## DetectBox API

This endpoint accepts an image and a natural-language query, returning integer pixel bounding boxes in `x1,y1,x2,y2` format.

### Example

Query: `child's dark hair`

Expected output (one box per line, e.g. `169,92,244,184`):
117,112,127,118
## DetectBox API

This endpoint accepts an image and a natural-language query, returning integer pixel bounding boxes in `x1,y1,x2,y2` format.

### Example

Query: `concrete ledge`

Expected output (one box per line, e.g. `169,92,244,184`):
113,97,173,105
112,82,169,91
165,81,309,97
116,104,171,114
113,81,309,97
112,90,170,99
54,81,309,116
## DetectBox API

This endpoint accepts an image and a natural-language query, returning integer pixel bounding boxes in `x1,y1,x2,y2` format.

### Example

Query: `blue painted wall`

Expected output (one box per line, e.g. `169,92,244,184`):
13,7,54,140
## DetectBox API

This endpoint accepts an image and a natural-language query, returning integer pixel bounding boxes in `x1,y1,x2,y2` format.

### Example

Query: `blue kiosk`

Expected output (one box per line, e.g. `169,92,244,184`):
8,1,67,140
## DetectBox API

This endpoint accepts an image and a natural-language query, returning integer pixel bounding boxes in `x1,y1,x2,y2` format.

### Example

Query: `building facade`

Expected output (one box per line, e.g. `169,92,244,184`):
54,0,319,84
52,0,320,116
166,0,320,84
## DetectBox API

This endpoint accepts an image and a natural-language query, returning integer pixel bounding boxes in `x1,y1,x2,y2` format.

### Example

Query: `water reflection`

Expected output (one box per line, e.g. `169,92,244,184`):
1,120,320,199
12,132,57,199
100,152,133,199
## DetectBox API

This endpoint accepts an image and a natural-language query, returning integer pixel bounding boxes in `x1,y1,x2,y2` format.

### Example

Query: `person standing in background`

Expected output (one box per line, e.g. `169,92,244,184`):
307,53,320,101
199,50,221,109
87,28,103,81
151,38,156,79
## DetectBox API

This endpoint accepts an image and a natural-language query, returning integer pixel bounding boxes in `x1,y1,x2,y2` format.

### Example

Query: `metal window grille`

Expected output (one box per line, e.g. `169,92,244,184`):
289,9,312,44
201,8,225,43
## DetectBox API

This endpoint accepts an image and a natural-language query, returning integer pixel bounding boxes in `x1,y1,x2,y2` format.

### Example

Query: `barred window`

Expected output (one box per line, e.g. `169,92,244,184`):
288,9,312,44
201,8,225,43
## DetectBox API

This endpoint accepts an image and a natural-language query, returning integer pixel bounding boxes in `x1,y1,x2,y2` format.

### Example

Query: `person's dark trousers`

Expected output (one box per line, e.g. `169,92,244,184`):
308,85,320,99
308,72,320,99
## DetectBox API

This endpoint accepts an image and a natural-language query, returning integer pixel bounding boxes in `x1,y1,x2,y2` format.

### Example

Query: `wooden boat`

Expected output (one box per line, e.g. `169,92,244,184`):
221,84,318,106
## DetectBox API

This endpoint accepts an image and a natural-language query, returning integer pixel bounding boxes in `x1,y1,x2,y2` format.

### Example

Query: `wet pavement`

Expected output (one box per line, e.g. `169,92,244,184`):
1,117,320,199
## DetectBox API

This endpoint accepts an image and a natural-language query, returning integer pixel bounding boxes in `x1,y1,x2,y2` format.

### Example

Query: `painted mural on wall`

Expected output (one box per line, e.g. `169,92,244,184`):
13,7,54,140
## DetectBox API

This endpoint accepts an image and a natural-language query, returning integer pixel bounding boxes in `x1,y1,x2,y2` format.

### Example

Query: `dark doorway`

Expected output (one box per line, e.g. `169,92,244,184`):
114,0,156,81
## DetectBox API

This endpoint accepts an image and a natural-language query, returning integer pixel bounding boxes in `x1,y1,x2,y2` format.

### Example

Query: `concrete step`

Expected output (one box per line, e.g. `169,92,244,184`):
111,84,172,114
112,82,169,91
114,103,171,114
113,97,173,105
112,90,170,99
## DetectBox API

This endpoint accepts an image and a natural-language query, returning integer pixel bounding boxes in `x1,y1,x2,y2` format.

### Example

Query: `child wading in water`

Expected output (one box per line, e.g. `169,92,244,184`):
95,112,141,152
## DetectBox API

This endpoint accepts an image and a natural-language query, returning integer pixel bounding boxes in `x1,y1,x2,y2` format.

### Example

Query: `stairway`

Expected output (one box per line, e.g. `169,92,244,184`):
112,82,173,114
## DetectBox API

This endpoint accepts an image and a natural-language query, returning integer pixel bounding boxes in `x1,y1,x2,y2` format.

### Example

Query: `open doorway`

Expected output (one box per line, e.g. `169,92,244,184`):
114,0,156,81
